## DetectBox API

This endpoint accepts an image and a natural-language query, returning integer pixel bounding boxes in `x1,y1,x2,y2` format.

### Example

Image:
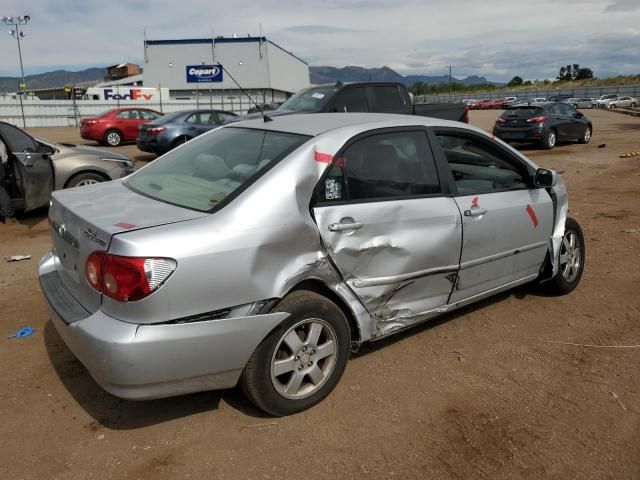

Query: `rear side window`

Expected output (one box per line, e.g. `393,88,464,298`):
331,87,369,113
139,110,160,120
126,127,309,211
320,131,440,203
436,133,528,195
186,112,217,125
373,86,406,113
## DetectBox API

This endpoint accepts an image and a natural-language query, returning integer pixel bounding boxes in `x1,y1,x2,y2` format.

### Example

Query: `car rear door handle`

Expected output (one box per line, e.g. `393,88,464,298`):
329,221,364,232
464,208,488,217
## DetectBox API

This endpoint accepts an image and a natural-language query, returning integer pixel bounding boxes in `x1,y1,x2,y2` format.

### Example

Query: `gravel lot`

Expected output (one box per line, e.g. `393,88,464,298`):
1,109,639,479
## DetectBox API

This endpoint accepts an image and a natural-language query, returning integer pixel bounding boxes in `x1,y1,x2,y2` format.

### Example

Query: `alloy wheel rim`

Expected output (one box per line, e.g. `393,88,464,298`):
584,128,591,142
560,230,581,283
548,131,556,147
76,179,99,186
107,133,120,145
270,318,338,400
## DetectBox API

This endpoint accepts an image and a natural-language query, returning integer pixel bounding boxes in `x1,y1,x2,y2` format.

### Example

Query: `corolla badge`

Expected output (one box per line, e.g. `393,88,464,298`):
83,228,107,247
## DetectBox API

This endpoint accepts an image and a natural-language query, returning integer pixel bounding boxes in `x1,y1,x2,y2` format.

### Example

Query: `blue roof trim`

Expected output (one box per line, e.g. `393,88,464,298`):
144,37,308,64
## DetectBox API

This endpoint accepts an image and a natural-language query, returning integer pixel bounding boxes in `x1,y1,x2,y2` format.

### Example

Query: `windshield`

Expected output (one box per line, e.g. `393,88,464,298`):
504,107,544,118
126,127,310,211
278,86,337,112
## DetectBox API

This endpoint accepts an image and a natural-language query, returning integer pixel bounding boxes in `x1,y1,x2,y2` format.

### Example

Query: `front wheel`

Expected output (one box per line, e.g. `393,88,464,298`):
66,172,107,188
547,217,585,295
579,125,592,144
240,290,351,416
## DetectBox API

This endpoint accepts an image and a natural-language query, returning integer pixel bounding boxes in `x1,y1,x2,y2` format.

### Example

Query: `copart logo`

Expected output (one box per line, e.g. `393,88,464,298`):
188,66,221,79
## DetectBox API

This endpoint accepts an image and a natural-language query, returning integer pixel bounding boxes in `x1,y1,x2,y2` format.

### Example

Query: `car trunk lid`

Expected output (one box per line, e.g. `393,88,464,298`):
48,180,208,313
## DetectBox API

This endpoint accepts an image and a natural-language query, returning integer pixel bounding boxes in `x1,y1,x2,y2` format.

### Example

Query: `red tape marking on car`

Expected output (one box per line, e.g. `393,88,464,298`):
114,222,137,229
314,151,333,164
526,204,539,227
471,196,479,207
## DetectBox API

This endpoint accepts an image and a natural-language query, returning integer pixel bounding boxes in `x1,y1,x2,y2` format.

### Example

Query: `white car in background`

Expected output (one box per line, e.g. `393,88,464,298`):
595,94,619,108
608,96,637,109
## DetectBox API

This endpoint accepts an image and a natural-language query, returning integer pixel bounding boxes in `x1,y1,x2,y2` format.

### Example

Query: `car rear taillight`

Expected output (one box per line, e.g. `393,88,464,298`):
147,127,166,135
85,253,176,302
527,116,547,123
83,119,99,125
495,117,506,125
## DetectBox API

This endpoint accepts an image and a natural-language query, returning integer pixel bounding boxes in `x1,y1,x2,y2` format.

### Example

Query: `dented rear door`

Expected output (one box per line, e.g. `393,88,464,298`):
312,128,462,332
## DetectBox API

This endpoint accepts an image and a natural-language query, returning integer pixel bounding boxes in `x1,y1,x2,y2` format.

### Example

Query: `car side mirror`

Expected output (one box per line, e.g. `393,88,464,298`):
573,112,584,118
534,168,557,187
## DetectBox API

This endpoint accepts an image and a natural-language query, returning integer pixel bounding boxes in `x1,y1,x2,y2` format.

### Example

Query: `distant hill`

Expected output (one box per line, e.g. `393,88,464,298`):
0,64,503,93
0,68,106,92
310,66,504,87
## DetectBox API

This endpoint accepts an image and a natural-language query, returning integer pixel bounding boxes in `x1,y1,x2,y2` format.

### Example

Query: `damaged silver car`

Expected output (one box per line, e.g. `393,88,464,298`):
39,113,584,416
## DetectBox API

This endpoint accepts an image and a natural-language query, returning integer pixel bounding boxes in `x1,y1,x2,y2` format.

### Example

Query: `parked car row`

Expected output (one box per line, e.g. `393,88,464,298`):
467,93,637,111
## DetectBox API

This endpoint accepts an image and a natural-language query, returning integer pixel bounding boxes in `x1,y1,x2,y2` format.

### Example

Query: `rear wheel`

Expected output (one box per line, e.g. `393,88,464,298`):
579,125,592,144
104,130,123,147
171,136,189,149
66,172,107,188
541,129,556,150
546,218,585,295
240,290,351,416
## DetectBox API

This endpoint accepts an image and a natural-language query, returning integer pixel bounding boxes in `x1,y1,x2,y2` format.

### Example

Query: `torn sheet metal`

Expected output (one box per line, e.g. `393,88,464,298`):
5,254,31,262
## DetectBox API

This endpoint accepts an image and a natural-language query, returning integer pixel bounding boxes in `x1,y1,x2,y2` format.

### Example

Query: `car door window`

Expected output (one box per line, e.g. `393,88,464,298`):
559,104,576,116
320,130,441,203
331,87,369,113
185,113,200,124
436,133,528,194
373,86,405,113
139,110,158,120
0,123,38,152
548,104,564,115
217,112,237,123
116,110,132,119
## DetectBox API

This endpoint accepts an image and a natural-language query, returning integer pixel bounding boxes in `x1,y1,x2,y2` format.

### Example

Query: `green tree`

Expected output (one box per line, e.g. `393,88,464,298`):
575,67,594,80
507,76,524,87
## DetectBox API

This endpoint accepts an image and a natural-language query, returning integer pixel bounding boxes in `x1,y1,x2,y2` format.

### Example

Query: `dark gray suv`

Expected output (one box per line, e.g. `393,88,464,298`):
136,109,237,155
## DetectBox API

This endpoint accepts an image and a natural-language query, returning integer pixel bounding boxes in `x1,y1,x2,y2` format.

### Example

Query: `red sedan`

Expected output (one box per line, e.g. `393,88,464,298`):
80,108,163,147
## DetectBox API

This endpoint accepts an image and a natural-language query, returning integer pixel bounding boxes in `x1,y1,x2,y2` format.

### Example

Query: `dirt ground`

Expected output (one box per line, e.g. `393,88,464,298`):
1,110,639,479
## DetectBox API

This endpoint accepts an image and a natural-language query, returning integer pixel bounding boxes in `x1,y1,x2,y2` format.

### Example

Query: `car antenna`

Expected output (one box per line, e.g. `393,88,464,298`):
218,63,273,122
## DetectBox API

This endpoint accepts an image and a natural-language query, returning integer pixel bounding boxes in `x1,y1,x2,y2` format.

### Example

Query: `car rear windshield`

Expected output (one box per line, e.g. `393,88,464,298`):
126,127,310,212
147,111,186,125
503,107,544,118
278,86,337,112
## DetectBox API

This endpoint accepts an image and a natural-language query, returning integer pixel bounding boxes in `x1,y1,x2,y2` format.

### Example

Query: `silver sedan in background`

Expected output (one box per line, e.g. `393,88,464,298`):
565,98,596,109
608,96,637,108
0,121,135,212
39,113,585,416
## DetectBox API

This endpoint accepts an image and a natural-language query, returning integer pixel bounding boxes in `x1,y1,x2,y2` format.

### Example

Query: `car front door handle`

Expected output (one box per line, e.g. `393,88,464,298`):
464,208,488,217
329,221,364,232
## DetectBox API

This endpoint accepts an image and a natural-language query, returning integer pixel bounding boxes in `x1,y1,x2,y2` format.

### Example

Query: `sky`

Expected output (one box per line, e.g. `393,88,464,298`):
1,0,639,82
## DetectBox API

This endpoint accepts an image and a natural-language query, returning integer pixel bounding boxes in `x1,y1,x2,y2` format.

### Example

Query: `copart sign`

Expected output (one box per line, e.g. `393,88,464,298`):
186,65,223,83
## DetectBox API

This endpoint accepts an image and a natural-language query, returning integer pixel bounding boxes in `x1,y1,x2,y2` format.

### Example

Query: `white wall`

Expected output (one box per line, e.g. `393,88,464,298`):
267,43,310,94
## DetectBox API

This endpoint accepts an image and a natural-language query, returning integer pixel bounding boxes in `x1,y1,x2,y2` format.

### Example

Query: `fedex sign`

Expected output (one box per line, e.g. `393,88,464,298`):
186,64,223,83
104,88,154,100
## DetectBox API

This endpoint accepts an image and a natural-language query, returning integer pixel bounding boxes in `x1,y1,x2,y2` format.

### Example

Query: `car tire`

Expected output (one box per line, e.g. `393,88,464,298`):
546,218,585,295
171,136,189,149
631,102,637,108
240,290,351,416
104,130,123,147
66,172,107,188
541,129,556,150
578,125,592,144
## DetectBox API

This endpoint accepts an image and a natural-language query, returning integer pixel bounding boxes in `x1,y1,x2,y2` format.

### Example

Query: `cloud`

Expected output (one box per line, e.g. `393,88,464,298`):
282,25,368,34
604,0,640,12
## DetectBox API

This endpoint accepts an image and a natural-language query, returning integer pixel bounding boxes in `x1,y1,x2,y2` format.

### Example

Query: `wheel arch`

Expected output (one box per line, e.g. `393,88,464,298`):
64,169,111,189
285,279,363,345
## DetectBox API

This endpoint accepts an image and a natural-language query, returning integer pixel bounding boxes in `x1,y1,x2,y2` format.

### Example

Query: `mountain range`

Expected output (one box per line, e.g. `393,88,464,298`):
0,65,502,92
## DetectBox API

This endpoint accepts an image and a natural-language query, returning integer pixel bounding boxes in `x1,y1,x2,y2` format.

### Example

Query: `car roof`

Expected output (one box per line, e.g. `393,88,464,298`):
227,113,472,137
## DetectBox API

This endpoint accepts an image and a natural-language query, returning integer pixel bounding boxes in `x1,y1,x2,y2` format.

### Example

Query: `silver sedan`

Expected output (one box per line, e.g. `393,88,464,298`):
0,121,135,212
39,113,585,416
608,96,638,108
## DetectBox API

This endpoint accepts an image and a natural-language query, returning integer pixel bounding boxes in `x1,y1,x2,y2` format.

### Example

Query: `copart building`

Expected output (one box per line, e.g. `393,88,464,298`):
142,36,310,103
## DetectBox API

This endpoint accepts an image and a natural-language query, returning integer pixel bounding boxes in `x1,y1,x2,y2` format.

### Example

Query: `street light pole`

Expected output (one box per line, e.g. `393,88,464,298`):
2,15,31,128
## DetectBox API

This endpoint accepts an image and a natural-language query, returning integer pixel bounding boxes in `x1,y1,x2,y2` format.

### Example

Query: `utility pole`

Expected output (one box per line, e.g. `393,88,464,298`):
2,15,31,128
448,64,452,102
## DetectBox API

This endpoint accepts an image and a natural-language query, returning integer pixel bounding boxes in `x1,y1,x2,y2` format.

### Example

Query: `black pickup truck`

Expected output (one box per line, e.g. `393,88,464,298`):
245,82,468,123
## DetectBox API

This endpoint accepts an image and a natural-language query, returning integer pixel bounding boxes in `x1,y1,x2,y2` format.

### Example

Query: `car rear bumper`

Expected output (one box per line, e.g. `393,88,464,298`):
493,124,544,142
39,251,288,400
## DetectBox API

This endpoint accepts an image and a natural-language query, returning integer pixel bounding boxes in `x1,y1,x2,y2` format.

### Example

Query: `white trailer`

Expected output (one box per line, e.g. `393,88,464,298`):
83,86,169,102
